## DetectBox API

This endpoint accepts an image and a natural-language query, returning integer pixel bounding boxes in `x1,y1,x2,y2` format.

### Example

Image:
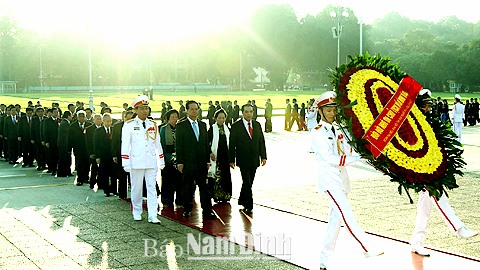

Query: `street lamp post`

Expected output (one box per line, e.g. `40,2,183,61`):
39,44,44,93
330,6,349,67
87,22,94,111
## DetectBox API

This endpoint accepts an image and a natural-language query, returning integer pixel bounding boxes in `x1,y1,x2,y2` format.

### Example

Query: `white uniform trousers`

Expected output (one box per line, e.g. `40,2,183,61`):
130,168,159,218
453,122,462,142
320,190,375,265
410,190,465,244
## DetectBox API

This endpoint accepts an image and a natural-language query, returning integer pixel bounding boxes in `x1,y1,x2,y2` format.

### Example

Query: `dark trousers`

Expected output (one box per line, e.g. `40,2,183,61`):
75,153,89,184
265,117,272,132
89,158,99,188
0,136,3,157
34,142,46,168
113,160,128,198
182,167,211,214
47,145,58,172
57,147,71,176
161,162,183,206
99,159,113,194
2,138,8,160
238,166,257,209
21,141,34,165
8,139,19,163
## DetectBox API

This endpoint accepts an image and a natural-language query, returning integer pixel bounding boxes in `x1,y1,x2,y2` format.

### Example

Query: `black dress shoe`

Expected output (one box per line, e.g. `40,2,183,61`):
9,161,14,164
203,212,216,220
46,170,53,173
76,182,83,186
22,164,27,168
67,173,74,177
104,193,111,197
183,211,192,217
243,208,253,214
29,164,35,167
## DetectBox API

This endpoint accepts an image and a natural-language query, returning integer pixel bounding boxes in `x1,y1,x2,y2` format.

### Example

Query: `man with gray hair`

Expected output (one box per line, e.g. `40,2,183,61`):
95,113,114,197
68,110,91,186
85,113,103,189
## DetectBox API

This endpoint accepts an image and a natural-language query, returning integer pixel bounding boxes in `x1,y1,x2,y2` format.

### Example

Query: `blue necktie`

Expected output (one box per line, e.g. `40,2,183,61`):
192,121,199,141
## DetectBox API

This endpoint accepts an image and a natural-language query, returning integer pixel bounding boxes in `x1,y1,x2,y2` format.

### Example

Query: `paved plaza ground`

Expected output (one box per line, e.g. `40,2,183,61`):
0,116,479,269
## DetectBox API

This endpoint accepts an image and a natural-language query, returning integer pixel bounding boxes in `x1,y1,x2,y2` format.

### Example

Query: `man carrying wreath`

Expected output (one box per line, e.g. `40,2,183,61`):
410,89,477,256
311,91,383,270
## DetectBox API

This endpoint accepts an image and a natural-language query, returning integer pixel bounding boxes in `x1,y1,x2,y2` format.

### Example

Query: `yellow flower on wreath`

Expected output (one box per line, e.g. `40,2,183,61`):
346,68,443,174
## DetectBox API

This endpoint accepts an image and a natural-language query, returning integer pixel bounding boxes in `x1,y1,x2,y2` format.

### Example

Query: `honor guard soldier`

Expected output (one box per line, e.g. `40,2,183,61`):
410,89,477,256
122,95,165,224
311,91,383,270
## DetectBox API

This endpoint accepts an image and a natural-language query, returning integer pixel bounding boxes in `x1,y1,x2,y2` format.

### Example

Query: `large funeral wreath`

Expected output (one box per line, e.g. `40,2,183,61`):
330,53,465,199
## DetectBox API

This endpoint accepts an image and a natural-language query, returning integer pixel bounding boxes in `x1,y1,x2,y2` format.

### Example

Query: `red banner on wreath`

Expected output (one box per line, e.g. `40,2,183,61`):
363,75,423,157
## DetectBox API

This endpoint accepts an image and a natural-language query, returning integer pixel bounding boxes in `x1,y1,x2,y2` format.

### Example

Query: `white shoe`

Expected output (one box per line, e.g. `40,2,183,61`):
319,262,328,270
457,227,478,239
133,215,142,221
411,242,430,256
364,249,384,258
148,216,161,224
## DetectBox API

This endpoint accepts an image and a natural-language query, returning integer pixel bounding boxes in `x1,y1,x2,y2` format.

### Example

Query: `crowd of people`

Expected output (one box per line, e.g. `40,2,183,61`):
0,96,267,223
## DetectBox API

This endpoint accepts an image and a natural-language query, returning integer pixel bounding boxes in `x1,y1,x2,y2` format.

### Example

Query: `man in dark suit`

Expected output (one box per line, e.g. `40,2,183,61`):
229,103,267,214
232,100,240,123
207,101,215,128
44,108,60,175
17,107,35,167
176,100,214,219
31,107,47,170
56,111,73,177
68,110,91,186
178,100,186,119
85,114,103,189
4,105,19,164
94,113,114,197
111,111,133,199
0,104,6,158
226,100,233,127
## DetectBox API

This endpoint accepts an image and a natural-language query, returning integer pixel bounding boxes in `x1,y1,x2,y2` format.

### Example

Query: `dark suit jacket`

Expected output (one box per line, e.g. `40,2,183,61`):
3,115,18,141
68,121,90,158
85,124,99,157
17,116,32,142
57,119,71,149
175,118,210,169
228,118,267,168
30,116,44,143
111,120,124,159
43,117,59,146
94,126,113,161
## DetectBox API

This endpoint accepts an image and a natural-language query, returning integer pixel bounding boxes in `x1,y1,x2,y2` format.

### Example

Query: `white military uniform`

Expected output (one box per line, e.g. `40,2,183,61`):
306,105,318,152
122,116,165,219
452,101,465,142
306,106,318,131
411,190,466,246
311,119,379,267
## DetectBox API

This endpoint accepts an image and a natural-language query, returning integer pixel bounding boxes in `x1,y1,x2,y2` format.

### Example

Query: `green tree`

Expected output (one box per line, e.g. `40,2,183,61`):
247,4,299,90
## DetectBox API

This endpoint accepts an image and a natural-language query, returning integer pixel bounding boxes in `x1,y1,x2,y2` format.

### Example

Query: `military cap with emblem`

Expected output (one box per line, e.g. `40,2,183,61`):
131,95,149,109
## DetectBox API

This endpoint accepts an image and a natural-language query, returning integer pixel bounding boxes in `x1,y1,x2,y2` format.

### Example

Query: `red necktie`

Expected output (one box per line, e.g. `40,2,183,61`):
248,122,253,138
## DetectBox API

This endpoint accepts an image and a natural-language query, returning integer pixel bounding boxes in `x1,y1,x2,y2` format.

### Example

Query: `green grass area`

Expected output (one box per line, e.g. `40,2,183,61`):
2,90,479,113
1,90,326,112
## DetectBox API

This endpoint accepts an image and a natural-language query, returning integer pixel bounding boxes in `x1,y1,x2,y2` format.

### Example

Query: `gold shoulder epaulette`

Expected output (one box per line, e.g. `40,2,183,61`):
314,124,323,130
125,119,134,123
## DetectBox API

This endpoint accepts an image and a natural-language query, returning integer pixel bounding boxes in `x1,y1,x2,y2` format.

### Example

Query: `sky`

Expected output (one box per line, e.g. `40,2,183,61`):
3,0,479,46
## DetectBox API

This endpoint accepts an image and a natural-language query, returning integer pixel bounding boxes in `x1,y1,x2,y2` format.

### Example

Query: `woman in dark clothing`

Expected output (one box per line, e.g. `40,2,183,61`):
159,109,183,207
441,99,449,122
208,109,232,203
